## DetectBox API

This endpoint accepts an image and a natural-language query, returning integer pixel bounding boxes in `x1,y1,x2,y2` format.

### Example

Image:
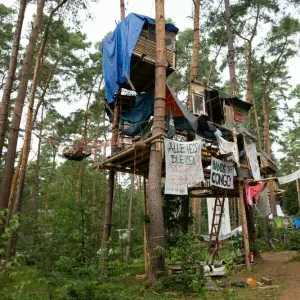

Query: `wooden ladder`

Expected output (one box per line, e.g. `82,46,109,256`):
208,196,226,259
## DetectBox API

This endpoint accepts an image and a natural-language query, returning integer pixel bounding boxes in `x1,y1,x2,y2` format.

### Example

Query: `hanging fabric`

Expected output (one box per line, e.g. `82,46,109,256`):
166,108,175,139
278,169,300,185
293,217,300,229
216,136,239,163
244,137,261,180
274,217,283,229
245,182,266,207
255,186,271,217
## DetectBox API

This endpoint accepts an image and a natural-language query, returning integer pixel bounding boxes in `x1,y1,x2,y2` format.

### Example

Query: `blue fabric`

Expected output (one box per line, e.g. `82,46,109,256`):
293,217,300,229
122,91,154,136
102,13,179,103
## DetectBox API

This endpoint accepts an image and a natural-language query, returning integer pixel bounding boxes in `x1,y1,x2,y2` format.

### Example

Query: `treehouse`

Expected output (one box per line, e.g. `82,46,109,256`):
102,13,178,105
190,81,253,127
100,12,277,183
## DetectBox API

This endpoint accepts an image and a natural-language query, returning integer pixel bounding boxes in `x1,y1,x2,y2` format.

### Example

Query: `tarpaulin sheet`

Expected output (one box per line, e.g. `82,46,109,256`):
293,217,300,229
102,13,179,103
121,91,154,136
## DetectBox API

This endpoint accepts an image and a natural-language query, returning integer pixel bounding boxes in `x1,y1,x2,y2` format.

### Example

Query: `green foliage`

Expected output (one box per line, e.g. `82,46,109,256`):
0,209,19,262
0,3,15,89
155,234,207,294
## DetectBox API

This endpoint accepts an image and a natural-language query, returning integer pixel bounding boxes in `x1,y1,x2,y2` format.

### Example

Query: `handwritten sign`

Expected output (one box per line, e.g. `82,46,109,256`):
164,138,204,195
210,157,234,189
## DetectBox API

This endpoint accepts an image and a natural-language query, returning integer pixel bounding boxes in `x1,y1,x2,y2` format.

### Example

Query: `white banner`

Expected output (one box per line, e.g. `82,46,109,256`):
244,137,261,180
217,136,239,164
207,198,231,237
164,138,204,195
278,169,300,185
210,157,234,189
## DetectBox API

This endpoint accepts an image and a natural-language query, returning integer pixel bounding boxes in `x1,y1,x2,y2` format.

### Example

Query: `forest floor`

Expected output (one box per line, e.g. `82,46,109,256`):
1,251,300,299
212,250,300,300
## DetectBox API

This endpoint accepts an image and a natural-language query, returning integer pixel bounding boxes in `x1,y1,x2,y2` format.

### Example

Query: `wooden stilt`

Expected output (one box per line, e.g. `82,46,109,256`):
238,181,251,271
143,175,149,274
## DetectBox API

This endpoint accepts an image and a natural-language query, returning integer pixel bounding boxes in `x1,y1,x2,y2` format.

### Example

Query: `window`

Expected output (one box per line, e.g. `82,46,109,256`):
192,93,206,115
148,25,173,50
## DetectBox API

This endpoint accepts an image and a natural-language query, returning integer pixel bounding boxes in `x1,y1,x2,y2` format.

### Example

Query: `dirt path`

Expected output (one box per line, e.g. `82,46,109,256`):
231,251,300,300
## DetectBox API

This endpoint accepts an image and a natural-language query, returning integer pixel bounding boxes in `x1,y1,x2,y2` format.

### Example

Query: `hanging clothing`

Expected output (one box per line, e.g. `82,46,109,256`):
245,182,267,206
293,217,300,229
216,136,239,164
255,186,271,217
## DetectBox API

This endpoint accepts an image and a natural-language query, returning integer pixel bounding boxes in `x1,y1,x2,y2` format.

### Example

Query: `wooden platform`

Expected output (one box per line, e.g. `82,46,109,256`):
94,133,163,176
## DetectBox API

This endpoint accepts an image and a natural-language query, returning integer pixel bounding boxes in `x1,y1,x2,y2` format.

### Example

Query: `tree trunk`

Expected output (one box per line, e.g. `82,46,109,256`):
120,0,125,20
181,195,189,233
6,149,23,225
0,0,46,212
207,46,221,87
147,0,166,281
245,205,259,257
252,98,262,149
101,1,125,252
224,0,237,95
198,198,202,234
102,170,115,249
187,0,200,110
33,103,44,216
0,0,27,159
13,69,54,214
125,174,134,260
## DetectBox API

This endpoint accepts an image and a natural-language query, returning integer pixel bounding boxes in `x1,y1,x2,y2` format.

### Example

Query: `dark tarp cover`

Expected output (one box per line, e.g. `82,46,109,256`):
102,13,179,104
120,85,197,136
121,91,154,136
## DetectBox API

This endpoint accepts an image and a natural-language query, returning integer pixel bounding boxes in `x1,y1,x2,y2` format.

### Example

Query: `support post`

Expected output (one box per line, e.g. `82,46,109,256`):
296,179,300,212
238,180,251,271
147,0,166,281
101,1,125,253
143,175,149,275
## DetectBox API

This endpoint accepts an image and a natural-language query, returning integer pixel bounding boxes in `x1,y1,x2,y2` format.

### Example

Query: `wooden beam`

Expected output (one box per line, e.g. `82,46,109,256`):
238,181,251,271
143,175,149,274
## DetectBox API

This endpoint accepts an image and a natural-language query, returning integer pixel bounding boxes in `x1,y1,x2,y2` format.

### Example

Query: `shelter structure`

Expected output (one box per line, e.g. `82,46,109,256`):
97,13,280,271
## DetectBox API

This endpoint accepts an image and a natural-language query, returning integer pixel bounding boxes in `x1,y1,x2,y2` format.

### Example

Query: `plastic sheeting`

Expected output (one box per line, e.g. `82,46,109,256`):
102,13,179,103
121,91,154,136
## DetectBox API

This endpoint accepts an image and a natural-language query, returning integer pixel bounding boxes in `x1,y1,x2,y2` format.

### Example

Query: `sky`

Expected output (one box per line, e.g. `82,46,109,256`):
0,0,299,159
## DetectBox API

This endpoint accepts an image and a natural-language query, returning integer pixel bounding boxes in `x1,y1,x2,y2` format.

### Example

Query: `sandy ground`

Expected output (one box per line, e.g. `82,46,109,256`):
231,251,300,300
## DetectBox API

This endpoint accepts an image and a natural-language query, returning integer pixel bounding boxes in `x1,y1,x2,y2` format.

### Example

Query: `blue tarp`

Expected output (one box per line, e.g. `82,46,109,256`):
122,91,154,136
293,216,300,229
102,13,179,103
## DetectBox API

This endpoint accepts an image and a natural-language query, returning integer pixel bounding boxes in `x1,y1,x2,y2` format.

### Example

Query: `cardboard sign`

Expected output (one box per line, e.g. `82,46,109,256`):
210,157,234,189
164,138,204,195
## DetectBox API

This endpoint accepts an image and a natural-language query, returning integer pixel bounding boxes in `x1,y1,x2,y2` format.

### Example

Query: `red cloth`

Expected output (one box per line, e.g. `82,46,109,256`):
245,182,266,206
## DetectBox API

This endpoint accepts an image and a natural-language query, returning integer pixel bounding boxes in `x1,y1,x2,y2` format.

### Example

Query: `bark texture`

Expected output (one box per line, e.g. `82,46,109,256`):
187,0,200,110
224,0,237,95
0,0,27,159
125,174,134,260
147,0,166,281
0,0,46,212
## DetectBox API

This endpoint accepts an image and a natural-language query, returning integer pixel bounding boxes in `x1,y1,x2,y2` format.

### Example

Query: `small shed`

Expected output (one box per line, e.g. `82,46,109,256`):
189,82,252,127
